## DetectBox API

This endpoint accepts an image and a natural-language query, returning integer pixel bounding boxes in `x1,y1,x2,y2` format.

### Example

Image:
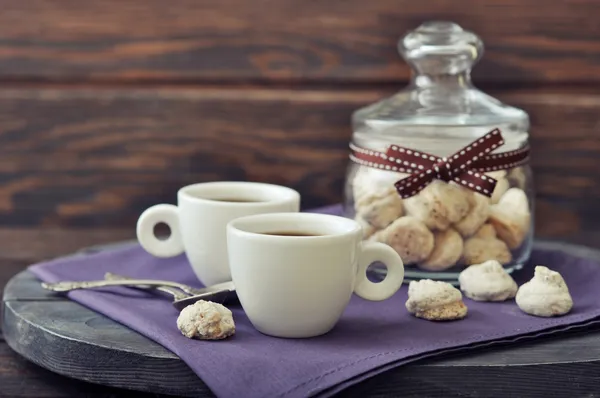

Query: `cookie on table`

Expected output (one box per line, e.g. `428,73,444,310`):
516,266,573,317
458,260,518,302
405,279,468,321
177,300,235,340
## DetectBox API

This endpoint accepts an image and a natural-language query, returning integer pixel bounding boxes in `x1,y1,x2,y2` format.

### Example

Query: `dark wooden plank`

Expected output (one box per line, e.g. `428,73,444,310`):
0,343,172,397
0,228,133,262
0,86,362,227
0,259,31,336
335,361,600,398
0,86,599,245
1,0,600,84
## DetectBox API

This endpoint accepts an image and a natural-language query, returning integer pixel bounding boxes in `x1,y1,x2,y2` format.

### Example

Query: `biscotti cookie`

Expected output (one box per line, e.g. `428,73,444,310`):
406,279,468,321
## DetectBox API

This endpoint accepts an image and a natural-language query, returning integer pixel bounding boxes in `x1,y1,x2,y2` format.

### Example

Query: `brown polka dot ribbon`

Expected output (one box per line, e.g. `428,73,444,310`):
349,128,530,199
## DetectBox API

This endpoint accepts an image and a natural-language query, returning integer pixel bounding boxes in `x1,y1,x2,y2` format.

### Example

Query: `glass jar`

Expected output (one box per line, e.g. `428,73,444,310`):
343,21,534,284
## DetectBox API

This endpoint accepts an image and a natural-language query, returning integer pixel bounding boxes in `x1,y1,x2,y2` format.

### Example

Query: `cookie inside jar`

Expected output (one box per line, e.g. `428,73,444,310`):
345,163,534,284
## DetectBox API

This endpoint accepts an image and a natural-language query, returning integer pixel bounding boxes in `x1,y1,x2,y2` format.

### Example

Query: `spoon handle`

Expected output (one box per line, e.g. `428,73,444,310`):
42,279,199,294
104,272,190,300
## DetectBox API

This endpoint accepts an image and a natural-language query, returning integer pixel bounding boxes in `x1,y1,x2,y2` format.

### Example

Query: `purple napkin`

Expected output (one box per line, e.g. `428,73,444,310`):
30,205,600,398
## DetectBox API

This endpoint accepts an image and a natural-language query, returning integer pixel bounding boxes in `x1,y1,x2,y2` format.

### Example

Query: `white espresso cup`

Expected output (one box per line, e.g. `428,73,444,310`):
136,181,300,286
227,212,405,338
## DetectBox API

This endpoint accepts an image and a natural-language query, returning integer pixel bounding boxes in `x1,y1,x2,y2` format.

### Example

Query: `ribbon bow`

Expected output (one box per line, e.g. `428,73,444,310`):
349,128,530,199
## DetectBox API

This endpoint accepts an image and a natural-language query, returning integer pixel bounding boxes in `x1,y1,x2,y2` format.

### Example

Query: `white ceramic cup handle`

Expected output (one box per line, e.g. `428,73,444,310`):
136,204,184,258
354,241,405,301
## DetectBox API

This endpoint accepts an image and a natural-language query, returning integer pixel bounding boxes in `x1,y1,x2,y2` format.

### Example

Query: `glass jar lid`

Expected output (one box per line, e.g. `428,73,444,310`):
353,21,529,139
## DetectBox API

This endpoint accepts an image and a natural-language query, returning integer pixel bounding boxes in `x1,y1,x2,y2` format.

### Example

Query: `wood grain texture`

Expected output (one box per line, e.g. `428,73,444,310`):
0,228,133,262
0,86,360,227
0,86,600,246
335,362,600,398
1,0,600,84
0,344,170,398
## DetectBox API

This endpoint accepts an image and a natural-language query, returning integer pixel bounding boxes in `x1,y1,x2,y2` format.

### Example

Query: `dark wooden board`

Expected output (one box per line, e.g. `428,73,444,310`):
0,87,600,247
1,0,600,84
3,240,600,397
0,343,176,398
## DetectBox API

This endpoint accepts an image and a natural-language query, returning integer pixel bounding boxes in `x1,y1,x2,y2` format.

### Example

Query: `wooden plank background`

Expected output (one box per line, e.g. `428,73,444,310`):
1,0,600,268
2,0,600,84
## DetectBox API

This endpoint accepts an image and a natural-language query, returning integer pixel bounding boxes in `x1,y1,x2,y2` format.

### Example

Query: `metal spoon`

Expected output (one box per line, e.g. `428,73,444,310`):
104,272,237,310
104,272,190,301
171,281,237,310
41,278,237,310
42,279,206,295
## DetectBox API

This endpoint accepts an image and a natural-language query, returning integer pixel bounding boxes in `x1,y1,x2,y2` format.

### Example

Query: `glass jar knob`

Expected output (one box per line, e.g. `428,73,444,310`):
399,21,484,76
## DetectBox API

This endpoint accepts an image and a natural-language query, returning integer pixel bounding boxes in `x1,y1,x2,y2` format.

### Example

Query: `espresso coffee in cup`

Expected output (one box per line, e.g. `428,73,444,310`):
260,231,323,237
136,181,300,286
207,198,266,203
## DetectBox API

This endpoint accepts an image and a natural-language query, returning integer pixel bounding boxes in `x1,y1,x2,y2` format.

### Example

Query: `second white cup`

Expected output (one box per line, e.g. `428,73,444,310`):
136,181,300,286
